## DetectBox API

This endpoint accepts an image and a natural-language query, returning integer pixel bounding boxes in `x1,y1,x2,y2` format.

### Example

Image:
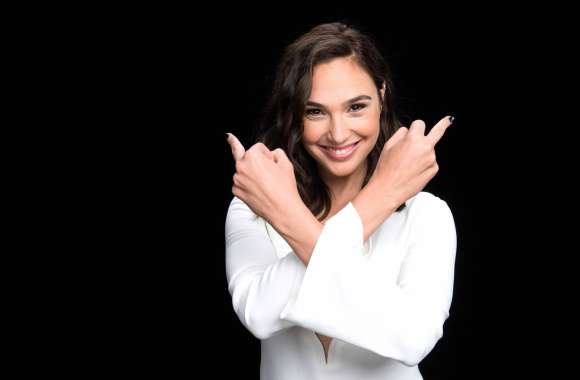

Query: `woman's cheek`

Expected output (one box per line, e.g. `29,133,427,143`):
302,122,322,144
352,114,376,132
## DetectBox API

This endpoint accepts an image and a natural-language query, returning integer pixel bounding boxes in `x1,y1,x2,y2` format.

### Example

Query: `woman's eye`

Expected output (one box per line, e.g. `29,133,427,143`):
349,103,367,112
305,109,322,116
305,104,367,117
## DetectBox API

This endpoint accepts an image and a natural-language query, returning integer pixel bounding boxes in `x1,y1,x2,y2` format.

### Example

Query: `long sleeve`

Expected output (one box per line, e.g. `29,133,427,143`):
225,196,306,340
279,194,457,367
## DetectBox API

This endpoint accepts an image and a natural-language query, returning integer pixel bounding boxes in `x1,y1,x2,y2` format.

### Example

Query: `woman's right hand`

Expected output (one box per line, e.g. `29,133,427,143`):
370,116,454,206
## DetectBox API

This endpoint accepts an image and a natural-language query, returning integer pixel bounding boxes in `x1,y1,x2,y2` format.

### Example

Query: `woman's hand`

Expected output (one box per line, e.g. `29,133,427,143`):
226,133,302,227
370,116,454,206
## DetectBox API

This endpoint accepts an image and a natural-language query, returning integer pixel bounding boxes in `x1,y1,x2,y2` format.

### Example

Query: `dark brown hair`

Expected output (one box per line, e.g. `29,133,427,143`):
253,22,406,222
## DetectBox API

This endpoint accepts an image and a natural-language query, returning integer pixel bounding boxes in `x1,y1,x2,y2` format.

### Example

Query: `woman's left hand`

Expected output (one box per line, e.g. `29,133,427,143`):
226,132,303,227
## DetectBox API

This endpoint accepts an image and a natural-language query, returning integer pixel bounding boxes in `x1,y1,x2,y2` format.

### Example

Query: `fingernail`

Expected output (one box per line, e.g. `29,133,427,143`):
449,116,455,124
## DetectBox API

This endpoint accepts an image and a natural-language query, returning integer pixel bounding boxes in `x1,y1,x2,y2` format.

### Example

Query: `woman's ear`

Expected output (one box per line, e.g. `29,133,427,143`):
379,81,386,103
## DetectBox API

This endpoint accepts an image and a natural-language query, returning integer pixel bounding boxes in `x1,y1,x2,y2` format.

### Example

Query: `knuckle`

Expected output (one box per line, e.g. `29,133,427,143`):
411,119,426,129
396,127,408,139
253,142,266,151
274,148,288,159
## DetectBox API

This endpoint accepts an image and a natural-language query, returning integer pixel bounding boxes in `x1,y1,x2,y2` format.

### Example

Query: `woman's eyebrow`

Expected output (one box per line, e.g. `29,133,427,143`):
306,95,372,108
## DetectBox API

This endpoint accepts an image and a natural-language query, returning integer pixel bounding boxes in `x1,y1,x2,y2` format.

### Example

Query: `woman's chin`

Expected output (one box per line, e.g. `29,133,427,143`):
319,160,359,177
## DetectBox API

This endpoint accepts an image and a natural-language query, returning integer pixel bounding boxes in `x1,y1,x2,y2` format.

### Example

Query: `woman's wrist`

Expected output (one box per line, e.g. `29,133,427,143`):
352,177,400,242
273,201,323,266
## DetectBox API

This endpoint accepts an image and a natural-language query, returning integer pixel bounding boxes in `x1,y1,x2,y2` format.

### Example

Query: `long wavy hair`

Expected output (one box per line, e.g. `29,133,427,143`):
253,22,406,222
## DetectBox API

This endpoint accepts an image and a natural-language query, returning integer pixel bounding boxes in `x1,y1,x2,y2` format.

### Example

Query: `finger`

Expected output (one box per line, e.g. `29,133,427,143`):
409,119,426,137
427,116,454,145
385,126,408,148
226,133,246,161
272,148,287,164
253,143,274,160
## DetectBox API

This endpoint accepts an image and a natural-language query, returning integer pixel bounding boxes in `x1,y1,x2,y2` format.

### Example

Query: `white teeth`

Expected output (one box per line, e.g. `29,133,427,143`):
328,143,355,154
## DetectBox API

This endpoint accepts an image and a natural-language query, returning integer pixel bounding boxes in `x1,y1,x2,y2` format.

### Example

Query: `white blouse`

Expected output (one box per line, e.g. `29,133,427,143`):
225,191,457,380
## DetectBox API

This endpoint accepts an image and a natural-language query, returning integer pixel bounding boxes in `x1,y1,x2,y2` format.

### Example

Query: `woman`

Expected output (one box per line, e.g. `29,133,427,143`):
225,22,456,379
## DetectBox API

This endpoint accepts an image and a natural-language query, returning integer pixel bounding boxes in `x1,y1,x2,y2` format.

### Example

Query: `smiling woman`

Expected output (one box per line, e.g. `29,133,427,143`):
225,21,456,380
302,57,385,191
253,22,406,222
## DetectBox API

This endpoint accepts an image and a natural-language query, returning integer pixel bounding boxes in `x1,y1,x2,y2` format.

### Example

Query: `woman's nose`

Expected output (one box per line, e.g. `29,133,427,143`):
328,117,350,143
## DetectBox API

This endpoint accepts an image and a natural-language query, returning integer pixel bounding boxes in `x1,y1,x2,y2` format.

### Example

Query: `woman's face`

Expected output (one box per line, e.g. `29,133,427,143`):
302,56,385,181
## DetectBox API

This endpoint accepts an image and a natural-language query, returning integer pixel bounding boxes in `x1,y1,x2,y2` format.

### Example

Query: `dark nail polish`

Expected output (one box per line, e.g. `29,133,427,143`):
449,116,455,124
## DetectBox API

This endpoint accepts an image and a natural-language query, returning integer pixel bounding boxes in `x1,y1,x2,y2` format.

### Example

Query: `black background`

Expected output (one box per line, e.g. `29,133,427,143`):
85,4,572,378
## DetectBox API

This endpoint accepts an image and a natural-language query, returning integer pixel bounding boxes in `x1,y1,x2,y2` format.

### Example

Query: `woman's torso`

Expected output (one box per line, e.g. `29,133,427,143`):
259,192,427,379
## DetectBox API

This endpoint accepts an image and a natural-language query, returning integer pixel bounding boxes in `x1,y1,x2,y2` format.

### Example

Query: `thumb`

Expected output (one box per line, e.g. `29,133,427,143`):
226,133,245,161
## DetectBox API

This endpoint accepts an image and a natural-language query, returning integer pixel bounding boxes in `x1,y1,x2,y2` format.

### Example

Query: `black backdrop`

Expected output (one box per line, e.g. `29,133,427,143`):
93,4,571,378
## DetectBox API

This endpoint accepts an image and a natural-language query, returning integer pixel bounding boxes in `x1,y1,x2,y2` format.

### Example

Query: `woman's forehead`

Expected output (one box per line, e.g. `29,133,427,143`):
310,58,375,104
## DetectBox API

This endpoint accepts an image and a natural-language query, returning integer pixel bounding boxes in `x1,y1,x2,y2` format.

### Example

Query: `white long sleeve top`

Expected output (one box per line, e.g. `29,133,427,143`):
225,191,457,379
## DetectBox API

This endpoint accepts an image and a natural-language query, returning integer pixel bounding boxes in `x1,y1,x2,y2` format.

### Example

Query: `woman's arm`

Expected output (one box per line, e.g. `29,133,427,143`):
272,116,454,261
272,176,399,266
225,197,307,339
225,188,399,341
352,176,401,243
278,193,457,367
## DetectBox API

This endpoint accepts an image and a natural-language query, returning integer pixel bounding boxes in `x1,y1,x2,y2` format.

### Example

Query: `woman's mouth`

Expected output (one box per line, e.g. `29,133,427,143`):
319,140,360,161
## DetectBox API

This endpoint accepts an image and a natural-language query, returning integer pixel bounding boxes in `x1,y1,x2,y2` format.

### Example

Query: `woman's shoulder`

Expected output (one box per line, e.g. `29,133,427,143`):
228,196,257,214
404,192,455,233
226,196,265,226
404,191,453,221
226,196,291,257
407,191,448,206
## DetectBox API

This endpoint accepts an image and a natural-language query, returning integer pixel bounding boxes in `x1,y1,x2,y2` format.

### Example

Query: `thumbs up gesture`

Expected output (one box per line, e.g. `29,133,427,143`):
226,133,303,226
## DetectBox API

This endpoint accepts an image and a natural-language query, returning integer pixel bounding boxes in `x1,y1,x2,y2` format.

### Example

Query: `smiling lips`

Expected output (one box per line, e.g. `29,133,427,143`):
320,140,360,160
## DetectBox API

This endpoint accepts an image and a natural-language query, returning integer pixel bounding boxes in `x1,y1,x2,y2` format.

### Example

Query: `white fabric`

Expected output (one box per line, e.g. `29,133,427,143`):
225,191,457,379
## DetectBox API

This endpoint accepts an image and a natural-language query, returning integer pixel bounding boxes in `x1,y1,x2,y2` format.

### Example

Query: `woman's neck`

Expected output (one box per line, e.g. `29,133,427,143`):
321,161,368,217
